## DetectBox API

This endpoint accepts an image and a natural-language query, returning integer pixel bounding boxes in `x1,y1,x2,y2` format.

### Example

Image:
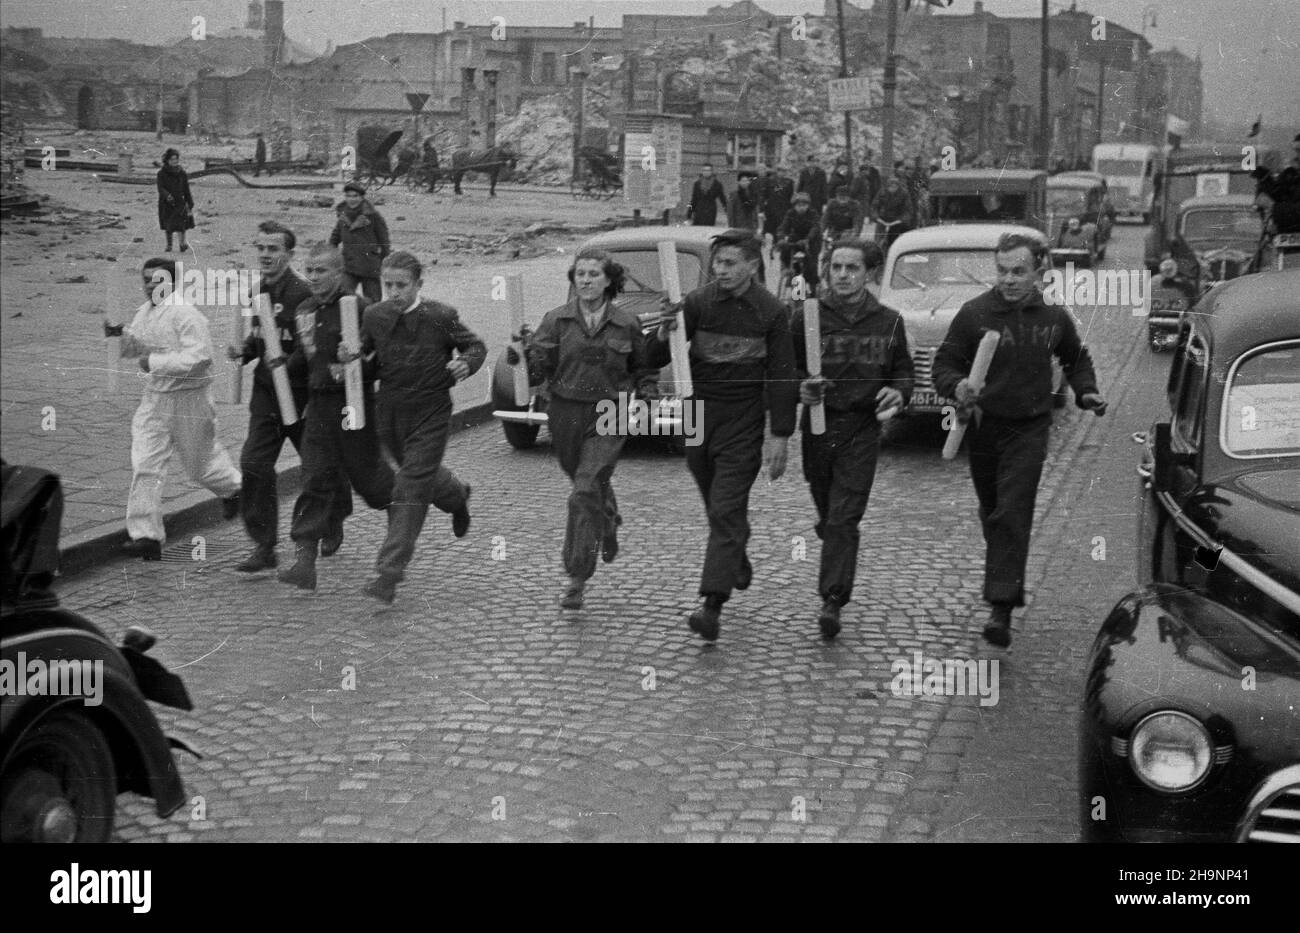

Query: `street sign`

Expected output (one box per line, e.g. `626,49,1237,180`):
828,76,872,112
624,116,682,212
405,93,430,113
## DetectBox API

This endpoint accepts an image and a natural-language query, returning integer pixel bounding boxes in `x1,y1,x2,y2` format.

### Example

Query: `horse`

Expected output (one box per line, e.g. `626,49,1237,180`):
449,143,518,196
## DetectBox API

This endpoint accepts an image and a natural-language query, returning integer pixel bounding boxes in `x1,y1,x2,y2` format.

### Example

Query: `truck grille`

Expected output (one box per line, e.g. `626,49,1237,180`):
911,346,936,392
1235,767,1300,843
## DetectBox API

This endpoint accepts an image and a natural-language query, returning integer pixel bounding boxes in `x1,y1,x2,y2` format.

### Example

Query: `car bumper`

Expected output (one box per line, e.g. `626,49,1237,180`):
493,397,686,433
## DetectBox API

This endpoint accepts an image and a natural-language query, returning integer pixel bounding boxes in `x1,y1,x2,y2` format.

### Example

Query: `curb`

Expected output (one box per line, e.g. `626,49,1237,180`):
56,400,497,580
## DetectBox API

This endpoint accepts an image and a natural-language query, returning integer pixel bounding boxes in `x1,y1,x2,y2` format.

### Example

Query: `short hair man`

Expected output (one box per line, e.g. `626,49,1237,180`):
653,229,798,641
688,162,728,226
225,220,351,572
108,257,242,559
931,232,1107,647
793,239,913,637
330,183,390,302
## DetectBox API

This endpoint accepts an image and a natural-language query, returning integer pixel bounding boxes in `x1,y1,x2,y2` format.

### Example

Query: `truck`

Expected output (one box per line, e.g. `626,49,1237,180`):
1091,143,1162,222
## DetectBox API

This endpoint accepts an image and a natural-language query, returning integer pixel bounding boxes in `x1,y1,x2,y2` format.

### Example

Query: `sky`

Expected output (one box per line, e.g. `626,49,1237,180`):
3,0,1297,129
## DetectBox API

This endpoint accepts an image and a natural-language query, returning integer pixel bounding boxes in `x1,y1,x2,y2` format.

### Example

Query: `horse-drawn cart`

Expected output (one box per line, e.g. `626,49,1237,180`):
572,147,621,200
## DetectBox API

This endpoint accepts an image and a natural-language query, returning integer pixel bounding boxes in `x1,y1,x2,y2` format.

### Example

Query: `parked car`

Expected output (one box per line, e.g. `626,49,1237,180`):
1,464,197,842
1079,271,1300,842
1047,172,1114,265
877,223,1067,420
490,225,737,450
1170,195,1266,293
927,170,1048,236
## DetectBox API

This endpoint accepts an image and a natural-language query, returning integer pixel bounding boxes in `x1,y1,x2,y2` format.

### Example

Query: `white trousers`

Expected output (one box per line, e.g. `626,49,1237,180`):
127,387,242,542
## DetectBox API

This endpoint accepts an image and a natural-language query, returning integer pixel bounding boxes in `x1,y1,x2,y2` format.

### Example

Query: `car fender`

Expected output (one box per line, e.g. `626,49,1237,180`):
489,349,543,410
1,621,188,818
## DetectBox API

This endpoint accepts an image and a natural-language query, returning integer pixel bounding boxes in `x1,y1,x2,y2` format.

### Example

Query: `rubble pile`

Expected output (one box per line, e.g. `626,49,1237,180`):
498,98,586,187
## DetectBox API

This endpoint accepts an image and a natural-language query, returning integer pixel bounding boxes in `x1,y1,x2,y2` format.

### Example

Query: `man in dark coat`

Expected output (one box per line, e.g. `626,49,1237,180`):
757,164,794,238
851,151,882,219
727,171,761,230
254,133,267,177
931,232,1107,648
687,163,728,226
797,155,829,215
329,182,390,302
156,148,194,253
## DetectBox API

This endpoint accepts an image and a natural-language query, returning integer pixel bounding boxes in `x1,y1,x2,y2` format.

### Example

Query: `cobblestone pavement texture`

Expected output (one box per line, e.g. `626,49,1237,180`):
20,210,1156,841
1,168,607,546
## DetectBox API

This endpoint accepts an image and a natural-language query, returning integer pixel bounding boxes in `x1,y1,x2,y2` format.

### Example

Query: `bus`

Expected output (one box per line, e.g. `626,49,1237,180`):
1091,143,1162,222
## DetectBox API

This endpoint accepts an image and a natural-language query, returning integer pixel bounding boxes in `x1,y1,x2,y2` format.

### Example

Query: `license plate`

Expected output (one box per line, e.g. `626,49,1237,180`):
910,390,949,411
1275,233,1300,248
1149,298,1187,312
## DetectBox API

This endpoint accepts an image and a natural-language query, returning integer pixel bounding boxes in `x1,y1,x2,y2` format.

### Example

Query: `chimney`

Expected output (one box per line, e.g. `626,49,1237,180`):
453,21,465,30
246,1,263,30
264,0,284,69
974,1,984,13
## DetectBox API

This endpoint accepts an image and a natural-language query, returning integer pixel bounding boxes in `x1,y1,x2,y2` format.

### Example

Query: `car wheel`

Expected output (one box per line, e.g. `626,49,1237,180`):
502,421,540,450
0,709,117,843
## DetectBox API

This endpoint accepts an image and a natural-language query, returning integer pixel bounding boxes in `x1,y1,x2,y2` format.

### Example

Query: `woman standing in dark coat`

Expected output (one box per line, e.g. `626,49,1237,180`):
156,148,194,253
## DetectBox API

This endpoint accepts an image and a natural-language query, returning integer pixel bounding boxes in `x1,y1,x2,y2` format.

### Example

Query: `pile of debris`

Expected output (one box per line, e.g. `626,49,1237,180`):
20,206,125,229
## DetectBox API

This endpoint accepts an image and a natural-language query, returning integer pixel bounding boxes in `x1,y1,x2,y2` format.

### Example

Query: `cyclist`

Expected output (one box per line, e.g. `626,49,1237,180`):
776,191,822,295
821,186,865,279
871,176,914,254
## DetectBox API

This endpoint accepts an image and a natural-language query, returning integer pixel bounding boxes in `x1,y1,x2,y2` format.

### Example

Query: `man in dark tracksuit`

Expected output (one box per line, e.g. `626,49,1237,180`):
227,221,350,572
932,232,1107,647
792,239,913,638
355,251,483,604
654,229,799,642
278,246,395,591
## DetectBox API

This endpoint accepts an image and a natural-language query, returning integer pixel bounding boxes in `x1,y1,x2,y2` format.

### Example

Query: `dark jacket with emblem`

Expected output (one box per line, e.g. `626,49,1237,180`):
329,200,391,278
287,288,374,394
791,288,914,418
239,269,314,394
527,298,662,403
932,287,1099,421
658,279,799,437
361,298,486,407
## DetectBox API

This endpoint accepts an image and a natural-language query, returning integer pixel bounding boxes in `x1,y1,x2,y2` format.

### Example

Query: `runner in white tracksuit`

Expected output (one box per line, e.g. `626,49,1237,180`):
114,258,242,546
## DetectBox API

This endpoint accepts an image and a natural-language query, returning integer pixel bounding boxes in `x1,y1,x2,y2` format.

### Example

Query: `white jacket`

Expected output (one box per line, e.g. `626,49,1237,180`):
120,298,215,392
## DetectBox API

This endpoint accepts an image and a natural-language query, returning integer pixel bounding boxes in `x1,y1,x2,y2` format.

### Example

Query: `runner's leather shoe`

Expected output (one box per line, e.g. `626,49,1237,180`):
560,577,585,610
320,529,344,557
277,545,317,590
236,547,277,572
452,485,472,538
601,516,620,563
818,598,842,640
362,576,397,605
122,538,163,561
688,597,723,642
221,494,241,520
982,603,1012,648
735,553,753,590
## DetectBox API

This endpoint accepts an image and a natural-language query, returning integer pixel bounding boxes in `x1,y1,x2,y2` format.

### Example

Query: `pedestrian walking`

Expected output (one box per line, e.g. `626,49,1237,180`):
277,244,395,591
687,163,728,226
156,148,194,254
931,232,1108,647
775,192,822,293
349,251,482,604
850,151,882,219
329,182,390,303
254,132,267,177
225,220,351,572
511,249,662,609
757,163,794,237
727,171,760,231
792,240,913,638
653,229,798,642
105,257,241,560
797,155,829,215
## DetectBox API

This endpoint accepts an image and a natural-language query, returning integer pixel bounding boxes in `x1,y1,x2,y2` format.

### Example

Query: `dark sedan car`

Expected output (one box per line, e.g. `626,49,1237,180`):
1079,271,1300,843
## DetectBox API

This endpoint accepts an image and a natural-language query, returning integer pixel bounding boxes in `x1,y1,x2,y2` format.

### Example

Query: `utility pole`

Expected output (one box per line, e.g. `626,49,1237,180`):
880,0,900,172
1039,0,1051,169
571,67,588,183
1095,52,1106,148
835,0,852,167
156,62,164,141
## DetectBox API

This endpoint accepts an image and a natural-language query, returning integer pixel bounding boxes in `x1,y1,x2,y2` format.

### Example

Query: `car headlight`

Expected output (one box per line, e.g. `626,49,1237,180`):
1129,711,1213,792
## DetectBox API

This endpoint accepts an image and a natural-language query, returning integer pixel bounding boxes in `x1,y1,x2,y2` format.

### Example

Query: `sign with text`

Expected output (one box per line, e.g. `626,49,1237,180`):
828,76,872,112
624,116,683,212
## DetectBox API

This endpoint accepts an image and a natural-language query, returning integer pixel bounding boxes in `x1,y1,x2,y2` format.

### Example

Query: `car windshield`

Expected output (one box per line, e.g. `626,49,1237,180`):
1181,209,1262,241
610,250,703,293
1048,189,1088,212
1222,342,1300,458
889,250,996,290
1096,159,1144,176
932,194,1028,222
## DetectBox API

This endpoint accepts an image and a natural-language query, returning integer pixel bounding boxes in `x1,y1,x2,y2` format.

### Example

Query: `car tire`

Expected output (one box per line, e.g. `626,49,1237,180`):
0,709,117,843
502,421,540,450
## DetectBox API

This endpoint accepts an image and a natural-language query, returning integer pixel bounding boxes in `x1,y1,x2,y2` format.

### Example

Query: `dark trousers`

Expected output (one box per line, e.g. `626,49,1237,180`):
549,397,625,581
802,410,880,604
341,271,382,303
240,385,351,550
374,398,467,581
967,413,1051,606
290,390,394,547
685,395,766,600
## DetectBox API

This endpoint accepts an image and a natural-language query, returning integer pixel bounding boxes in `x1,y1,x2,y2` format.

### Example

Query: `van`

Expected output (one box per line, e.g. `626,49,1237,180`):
927,170,1048,236
1091,143,1162,222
